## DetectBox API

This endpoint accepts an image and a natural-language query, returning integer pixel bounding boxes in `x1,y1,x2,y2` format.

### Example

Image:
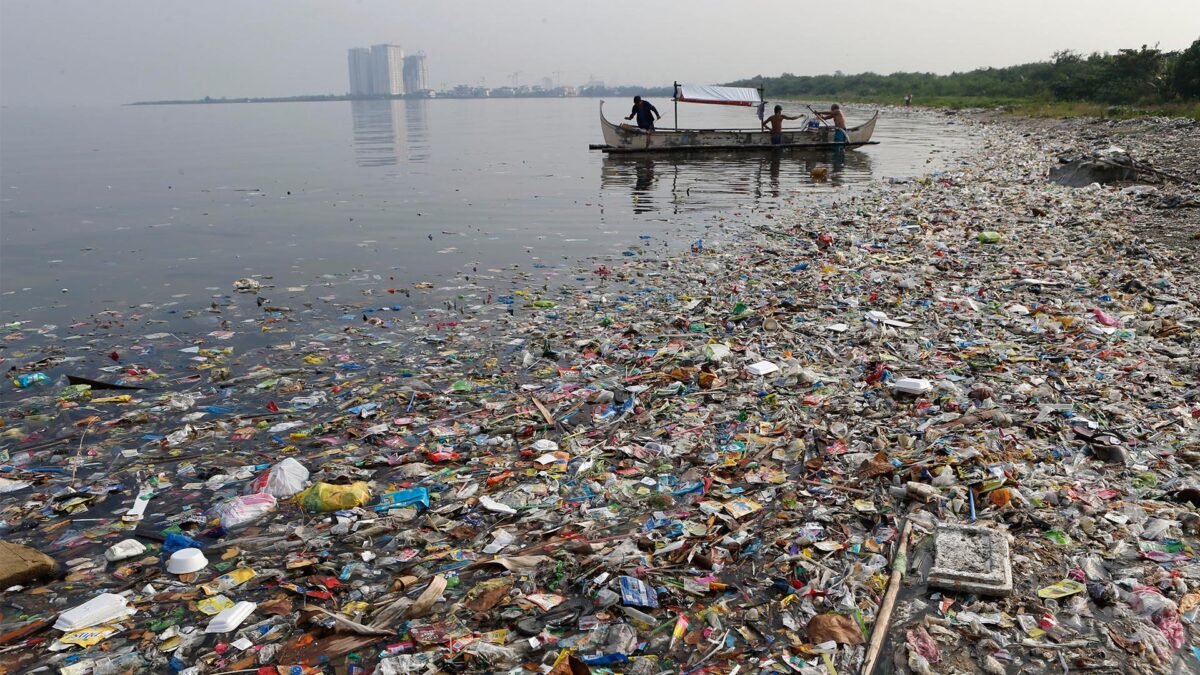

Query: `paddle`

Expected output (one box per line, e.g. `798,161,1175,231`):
806,105,833,128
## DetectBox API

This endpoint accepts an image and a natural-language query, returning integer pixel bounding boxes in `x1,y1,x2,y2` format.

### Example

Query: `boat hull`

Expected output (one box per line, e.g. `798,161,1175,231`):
598,101,878,153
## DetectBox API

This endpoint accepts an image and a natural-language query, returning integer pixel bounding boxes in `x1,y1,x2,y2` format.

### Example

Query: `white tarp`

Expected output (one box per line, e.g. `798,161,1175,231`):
674,84,762,106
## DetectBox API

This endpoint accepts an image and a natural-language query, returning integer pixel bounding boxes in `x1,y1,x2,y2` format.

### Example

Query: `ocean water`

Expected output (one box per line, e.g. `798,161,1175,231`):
0,97,975,326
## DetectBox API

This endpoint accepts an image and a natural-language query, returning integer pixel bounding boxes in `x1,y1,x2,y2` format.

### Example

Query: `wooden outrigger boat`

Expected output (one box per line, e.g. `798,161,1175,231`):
595,83,878,153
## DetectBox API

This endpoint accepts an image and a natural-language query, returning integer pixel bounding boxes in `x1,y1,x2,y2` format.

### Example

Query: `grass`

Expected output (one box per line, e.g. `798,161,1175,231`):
824,95,1200,121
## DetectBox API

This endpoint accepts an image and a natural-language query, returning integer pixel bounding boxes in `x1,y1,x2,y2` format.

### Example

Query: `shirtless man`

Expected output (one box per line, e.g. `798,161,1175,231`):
761,105,802,145
814,103,847,130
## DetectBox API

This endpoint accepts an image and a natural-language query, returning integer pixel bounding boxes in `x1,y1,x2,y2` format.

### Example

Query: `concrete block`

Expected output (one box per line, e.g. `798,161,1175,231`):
928,523,1012,596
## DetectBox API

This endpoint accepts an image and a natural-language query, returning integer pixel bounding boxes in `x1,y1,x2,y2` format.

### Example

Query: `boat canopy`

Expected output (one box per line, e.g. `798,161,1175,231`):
673,84,762,107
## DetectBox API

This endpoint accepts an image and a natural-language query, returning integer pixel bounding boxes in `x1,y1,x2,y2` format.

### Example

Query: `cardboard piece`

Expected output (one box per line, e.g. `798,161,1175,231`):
0,542,59,588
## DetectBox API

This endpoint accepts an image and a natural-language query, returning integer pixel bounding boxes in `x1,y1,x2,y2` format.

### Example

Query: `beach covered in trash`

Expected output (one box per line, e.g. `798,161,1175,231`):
2,113,1199,675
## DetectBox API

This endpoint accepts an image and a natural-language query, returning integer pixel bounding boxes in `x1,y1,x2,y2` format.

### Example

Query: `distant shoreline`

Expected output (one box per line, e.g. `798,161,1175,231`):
126,90,671,107
127,94,555,106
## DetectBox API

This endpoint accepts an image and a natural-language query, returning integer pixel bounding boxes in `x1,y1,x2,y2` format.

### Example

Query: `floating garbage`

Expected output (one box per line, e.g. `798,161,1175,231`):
2,111,1199,673
165,548,209,575
53,594,136,632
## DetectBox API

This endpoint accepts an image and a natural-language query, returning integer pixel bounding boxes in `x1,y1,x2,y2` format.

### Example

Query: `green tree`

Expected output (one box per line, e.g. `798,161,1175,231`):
728,38,1199,105
1169,38,1200,99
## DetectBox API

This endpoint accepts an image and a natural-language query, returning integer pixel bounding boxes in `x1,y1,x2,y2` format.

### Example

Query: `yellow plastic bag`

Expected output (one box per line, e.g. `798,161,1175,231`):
294,481,371,512
1037,579,1085,599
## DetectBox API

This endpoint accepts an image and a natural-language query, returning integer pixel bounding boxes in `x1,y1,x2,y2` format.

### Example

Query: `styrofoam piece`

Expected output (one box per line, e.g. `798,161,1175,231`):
104,539,147,562
166,548,209,574
204,601,256,633
746,361,780,377
53,593,135,631
929,523,1013,596
893,378,933,394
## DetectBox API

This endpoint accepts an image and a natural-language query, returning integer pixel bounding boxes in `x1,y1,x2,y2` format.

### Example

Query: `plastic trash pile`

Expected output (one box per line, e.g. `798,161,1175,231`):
2,115,1199,674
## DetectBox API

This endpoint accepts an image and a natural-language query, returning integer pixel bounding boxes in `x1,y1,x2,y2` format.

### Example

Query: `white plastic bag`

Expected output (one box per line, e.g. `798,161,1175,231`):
703,344,732,362
246,457,309,498
209,493,277,529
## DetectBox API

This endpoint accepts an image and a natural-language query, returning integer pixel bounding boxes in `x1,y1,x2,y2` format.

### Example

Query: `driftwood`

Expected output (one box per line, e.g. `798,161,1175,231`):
861,519,914,675
1113,157,1199,186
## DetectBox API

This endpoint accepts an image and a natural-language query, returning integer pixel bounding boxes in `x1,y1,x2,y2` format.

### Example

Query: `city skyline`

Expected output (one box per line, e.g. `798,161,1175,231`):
347,44,428,97
3,1,1198,107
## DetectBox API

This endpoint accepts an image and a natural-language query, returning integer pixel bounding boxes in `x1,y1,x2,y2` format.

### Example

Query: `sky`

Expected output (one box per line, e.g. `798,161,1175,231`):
2,0,1198,107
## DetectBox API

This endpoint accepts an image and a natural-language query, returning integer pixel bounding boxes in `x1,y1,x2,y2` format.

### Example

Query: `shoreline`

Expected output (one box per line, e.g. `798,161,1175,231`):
2,112,1199,672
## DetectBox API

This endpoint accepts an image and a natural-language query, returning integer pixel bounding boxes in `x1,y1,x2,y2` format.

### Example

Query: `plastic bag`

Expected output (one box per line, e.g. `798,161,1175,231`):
209,493,277,529
1036,579,1085,599
703,344,732,362
162,532,205,554
246,457,310,498
294,481,371,512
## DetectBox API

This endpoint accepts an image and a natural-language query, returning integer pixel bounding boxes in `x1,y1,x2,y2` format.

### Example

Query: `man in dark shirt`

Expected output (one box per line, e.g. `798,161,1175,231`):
625,96,661,131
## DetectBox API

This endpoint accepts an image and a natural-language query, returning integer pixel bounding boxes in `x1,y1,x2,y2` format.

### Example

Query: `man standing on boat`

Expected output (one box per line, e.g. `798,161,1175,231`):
814,104,849,143
762,105,802,145
626,96,661,132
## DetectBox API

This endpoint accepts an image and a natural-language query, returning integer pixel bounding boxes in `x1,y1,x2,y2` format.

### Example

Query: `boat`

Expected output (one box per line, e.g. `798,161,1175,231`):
596,83,878,153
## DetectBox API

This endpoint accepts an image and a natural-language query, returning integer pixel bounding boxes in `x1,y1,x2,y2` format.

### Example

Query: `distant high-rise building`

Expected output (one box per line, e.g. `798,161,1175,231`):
402,53,428,94
370,44,405,96
347,48,373,96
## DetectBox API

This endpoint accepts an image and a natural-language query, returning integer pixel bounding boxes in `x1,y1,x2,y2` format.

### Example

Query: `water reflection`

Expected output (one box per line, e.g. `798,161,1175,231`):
404,99,430,162
600,148,873,214
629,158,657,214
349,100,431,167
350,100,402,167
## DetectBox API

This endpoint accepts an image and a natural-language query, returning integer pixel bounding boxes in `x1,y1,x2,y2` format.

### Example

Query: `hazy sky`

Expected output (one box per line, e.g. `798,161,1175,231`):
2,0,1197,107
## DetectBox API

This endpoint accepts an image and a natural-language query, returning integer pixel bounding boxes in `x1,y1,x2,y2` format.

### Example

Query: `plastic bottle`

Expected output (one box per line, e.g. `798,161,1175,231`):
14,372,49,388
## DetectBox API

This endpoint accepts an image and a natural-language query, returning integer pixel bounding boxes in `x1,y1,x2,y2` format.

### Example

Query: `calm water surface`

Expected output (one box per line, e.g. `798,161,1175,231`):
1,98,976,325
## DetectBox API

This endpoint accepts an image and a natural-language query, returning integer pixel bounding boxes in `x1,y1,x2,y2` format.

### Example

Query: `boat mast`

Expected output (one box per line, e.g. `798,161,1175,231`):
674,81,679,131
